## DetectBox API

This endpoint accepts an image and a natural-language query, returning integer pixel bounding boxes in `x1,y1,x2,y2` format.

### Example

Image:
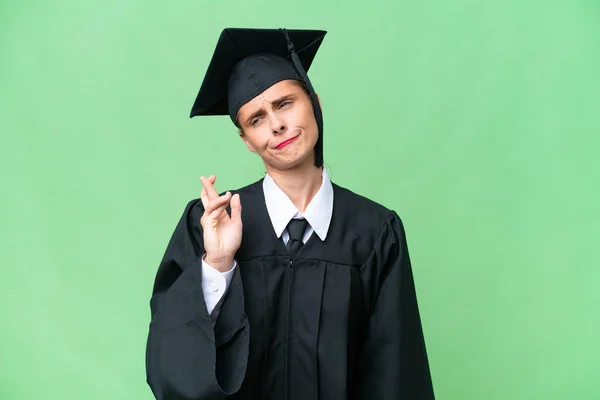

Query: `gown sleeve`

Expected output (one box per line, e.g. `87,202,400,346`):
145,199,249,400
358,213,435,399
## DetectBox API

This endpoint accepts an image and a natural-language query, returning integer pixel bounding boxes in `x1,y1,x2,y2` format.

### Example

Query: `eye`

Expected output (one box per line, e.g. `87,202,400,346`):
250,116,262,126
278,100,292,109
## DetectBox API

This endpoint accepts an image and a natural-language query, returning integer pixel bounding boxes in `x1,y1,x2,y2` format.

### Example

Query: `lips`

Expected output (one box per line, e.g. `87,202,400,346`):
275,134,300,149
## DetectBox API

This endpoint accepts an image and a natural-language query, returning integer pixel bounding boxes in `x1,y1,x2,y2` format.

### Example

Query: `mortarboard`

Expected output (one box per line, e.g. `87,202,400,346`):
190,28,327,167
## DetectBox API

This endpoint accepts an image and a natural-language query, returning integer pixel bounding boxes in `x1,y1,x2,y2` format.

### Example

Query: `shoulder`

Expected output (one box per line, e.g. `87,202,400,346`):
333,182,400,222
333,183,390,211
229,178,264,197
326,182,408,266
331,182,407,246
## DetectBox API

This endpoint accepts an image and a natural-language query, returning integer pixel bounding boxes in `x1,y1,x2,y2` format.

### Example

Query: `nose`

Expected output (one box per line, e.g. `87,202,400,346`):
270,114,287,135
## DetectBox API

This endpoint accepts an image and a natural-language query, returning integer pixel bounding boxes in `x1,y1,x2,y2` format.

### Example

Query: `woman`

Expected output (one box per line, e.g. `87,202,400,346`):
146,28,434,400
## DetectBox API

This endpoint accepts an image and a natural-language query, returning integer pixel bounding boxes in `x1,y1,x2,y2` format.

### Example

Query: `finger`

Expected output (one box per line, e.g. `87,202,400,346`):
199,176,212,201
201,195,230,227
199,175,217,205
208,194,232,219
230,193,242,223
205,191,232,215
200,176,209,208
200,175,219,201
206,175,219,199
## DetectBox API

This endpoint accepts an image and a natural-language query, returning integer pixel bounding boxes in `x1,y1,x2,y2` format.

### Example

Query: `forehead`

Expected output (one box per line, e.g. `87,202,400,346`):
237,80,302,116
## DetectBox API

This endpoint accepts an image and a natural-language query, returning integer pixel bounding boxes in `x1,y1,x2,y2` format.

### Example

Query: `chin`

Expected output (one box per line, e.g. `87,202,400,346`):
265,150,315,171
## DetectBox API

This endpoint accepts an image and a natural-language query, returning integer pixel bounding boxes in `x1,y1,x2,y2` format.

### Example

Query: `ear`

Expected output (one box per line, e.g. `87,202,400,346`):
239,130,257,153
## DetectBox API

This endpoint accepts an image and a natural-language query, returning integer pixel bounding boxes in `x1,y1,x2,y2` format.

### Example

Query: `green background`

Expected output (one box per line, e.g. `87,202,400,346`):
1,0,599,399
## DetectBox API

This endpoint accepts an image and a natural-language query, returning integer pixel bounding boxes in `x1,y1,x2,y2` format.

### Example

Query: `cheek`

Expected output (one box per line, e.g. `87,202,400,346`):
247,127,272,149
288,105,314,128
301,105,318,131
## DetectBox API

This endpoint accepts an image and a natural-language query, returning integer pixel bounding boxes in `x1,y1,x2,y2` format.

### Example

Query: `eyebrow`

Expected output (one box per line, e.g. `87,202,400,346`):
243,94,296,126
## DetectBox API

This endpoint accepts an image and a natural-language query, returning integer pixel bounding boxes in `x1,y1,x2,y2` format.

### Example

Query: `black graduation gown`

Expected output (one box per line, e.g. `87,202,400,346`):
146,179,434,400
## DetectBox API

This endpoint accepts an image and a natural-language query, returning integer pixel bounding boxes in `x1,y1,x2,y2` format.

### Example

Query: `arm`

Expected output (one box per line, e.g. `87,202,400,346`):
146,176,247,400
201,258,237,316
359,214,434,399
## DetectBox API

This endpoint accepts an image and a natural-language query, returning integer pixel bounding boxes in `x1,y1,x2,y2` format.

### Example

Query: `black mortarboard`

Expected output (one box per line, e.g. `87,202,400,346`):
190,28,327,167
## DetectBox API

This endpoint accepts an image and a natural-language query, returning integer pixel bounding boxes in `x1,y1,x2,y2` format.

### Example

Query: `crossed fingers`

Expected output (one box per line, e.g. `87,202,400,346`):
200,175,232,218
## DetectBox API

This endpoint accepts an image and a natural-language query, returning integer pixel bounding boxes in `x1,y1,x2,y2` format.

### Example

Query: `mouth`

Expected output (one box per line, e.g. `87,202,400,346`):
274,134,300,150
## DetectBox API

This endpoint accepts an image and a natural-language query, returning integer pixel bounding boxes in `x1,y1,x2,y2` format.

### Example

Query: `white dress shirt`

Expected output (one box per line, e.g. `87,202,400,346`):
201,167,334,314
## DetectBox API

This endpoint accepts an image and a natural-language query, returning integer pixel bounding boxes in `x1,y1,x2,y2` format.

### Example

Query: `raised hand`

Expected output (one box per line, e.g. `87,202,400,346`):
199,175,242,272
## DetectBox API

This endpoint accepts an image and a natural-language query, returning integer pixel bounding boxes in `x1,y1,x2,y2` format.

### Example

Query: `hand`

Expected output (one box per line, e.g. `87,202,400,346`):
199,175,242,272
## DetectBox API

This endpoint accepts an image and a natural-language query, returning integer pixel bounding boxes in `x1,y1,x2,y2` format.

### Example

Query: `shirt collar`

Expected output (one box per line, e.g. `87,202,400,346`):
262,167,334,241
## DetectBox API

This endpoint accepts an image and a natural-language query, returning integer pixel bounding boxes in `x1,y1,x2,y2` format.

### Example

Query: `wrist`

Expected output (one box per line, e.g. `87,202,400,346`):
203,253,235,272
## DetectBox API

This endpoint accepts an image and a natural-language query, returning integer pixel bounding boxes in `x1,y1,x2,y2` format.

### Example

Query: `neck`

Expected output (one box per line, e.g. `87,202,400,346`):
266,164,323,212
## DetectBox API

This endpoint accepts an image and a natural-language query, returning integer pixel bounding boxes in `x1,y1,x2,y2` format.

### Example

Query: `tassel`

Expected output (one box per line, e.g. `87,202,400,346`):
281,28,324,168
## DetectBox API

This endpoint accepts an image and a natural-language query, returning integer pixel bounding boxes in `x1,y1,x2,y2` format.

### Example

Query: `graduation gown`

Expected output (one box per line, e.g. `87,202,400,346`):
146,179,434,400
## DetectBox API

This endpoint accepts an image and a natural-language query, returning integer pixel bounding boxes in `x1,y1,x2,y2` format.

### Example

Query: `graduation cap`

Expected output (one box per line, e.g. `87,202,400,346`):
190,28,327,167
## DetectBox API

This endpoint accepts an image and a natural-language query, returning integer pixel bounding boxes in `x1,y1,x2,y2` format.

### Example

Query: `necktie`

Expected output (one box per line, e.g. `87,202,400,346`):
286,218,308,259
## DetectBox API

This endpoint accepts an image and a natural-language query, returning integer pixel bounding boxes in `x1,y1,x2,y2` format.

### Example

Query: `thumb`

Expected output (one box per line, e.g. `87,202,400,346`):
230,193,242,223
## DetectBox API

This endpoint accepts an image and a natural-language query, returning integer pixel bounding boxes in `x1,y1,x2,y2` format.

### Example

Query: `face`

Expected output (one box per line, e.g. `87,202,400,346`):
236,79,319,172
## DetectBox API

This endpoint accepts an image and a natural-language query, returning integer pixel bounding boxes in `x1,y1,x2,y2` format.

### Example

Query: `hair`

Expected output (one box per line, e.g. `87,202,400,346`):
235,79,312,134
